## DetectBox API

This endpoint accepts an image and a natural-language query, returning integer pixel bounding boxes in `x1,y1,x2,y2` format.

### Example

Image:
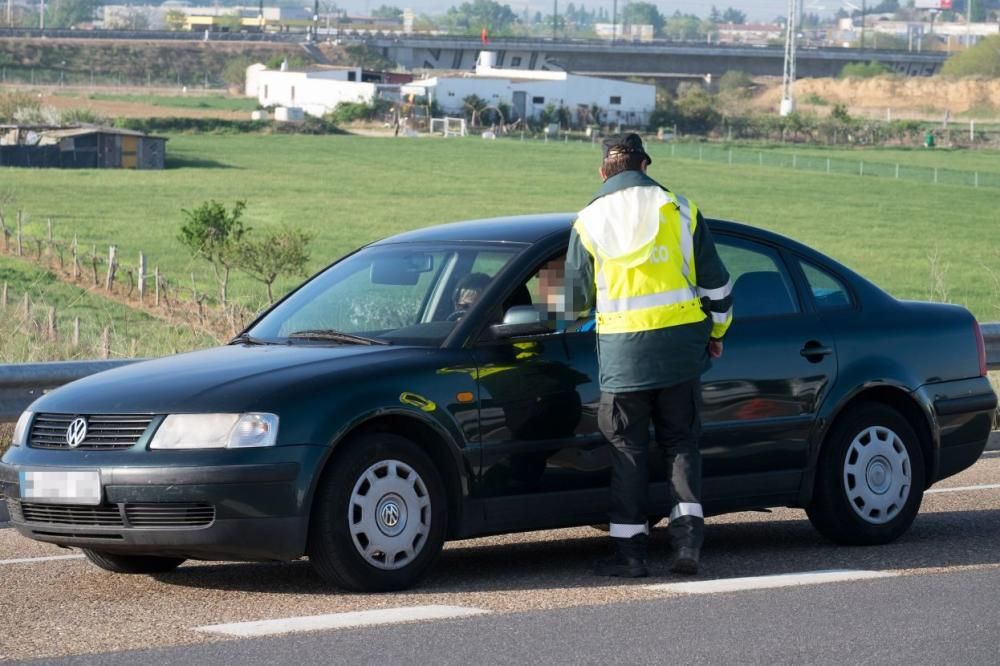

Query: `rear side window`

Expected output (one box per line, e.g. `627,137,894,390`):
800,261,853,311
716,239,799,319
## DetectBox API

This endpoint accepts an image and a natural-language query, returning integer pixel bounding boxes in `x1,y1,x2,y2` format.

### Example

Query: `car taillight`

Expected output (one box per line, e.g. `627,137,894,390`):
975,321,987,377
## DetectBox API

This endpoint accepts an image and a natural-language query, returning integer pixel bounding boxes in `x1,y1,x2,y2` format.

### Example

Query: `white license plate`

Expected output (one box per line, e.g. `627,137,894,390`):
20,469,102,505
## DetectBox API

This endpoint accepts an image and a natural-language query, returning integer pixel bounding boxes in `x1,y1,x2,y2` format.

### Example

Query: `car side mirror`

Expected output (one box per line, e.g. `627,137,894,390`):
489,305,551,339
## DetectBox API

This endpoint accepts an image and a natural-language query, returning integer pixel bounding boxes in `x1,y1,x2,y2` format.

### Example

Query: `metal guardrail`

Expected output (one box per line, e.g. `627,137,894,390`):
0,360,140,423
0,326,998,424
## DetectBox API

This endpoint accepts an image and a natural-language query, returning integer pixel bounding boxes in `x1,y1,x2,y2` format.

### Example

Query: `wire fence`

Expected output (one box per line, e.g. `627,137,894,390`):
651,142,1000,190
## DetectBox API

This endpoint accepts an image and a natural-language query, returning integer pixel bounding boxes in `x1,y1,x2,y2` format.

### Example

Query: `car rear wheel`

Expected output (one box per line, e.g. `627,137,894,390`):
82,550,186,574
807,403,925,545
307,433,447,592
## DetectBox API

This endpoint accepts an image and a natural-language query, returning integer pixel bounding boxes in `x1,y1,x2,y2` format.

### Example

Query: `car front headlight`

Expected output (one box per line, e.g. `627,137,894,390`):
149,413,279,450
11,411,33,447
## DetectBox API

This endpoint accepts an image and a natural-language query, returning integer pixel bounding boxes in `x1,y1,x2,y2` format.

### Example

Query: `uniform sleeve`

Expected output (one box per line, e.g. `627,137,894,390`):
563,227,596,319
693,212,733,340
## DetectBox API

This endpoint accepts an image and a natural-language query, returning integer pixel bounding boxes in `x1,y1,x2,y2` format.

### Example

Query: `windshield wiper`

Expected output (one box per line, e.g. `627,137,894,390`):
229,332,276,346
287,329,391,346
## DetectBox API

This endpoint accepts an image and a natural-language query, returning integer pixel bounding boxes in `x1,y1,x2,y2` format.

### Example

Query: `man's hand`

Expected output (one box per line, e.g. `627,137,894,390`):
708,339,724,359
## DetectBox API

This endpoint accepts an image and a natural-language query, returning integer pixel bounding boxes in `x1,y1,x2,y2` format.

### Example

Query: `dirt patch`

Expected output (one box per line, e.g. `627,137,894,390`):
32,87,251,120
752,76,1000,119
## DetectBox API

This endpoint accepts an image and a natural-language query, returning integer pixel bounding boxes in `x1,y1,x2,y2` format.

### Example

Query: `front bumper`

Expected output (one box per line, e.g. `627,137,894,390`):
0,445,326,561
917,376,998,484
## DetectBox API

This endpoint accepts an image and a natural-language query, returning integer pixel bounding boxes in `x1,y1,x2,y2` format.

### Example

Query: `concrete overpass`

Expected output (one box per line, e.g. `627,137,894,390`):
366,35,947,80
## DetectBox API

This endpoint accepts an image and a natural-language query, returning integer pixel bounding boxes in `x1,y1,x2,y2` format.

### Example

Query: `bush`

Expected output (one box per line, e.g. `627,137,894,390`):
0,91,39,122
718,70,754,98
941,34,1000,77
839,61,890,79
61,108,107,125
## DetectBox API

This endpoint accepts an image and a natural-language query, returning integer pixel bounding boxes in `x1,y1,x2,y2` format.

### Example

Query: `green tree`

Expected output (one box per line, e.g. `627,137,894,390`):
45,0,101,28
236,227,314,303
721,7,747,23
941,34,1000,77
165,9,187,31
222,57,255,89
179,201,249,306
622,2,664,35
371,5,404,19
718,70,754,98
462,94,488,126
444,0,518,35
664,12,705,40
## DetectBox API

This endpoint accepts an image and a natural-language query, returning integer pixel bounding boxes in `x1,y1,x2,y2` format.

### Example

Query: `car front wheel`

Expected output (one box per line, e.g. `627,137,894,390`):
308,433,447,592
82,550,186,574
807,403,925,545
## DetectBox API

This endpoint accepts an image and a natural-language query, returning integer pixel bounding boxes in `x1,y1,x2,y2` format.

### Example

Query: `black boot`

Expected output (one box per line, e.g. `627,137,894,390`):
669,546,700,575
593,535,649,578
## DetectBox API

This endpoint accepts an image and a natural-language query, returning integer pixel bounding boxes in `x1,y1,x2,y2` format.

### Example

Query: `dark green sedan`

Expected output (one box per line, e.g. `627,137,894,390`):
2,215,996,591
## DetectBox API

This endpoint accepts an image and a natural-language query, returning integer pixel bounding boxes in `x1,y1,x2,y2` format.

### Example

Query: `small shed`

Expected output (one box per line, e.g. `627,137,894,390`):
0,126,167,170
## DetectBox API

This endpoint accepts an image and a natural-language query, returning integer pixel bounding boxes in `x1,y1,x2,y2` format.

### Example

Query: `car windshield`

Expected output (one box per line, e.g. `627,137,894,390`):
248,243,522,346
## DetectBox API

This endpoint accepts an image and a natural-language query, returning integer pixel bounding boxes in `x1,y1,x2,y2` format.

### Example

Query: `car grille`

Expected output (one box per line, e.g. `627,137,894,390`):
124,503,216,528
7,499,215,529
29,414,154,450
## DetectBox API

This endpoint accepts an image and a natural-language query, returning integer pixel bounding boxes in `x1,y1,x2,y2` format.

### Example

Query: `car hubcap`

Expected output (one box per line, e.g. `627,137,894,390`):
349,460,431,570
843,426,911,525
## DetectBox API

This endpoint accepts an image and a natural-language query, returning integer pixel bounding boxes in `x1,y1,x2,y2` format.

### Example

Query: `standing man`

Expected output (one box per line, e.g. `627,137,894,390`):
563,134,733,577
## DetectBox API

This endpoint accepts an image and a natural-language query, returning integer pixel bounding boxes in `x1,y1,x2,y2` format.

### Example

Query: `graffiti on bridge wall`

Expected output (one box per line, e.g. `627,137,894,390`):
419,49,565,71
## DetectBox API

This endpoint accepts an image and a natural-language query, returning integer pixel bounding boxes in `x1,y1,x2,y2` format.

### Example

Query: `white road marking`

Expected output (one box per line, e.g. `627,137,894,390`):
646,570,896,595
195,605,492,637
0,554,85,565
927,483,1000,494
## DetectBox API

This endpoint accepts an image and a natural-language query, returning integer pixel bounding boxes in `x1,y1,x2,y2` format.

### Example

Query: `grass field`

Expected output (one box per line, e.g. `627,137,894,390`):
0,254,216,362
87,94,260,112
1,134,997,321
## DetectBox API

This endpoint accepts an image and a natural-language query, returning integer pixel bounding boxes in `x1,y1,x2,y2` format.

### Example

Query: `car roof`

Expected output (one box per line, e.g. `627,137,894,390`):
372,212,791,249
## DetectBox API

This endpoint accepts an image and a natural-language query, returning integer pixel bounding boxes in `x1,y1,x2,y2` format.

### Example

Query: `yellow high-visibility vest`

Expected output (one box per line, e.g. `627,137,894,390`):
574,192,706,335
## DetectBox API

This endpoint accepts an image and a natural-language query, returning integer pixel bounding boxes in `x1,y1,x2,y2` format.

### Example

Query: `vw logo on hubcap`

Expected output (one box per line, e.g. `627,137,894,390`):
65,417,88,448
381,502,401,528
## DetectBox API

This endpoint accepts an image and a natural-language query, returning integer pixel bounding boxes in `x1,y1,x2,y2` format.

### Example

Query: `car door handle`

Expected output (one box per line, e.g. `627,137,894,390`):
800,343,833,359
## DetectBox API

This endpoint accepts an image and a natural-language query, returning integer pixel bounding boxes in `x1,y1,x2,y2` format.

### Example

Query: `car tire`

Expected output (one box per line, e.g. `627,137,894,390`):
82,550,186,574
307,433,447,592
807,403,925,546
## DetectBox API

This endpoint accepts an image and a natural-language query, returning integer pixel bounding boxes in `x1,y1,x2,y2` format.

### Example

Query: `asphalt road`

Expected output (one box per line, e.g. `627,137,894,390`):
2,449,999,664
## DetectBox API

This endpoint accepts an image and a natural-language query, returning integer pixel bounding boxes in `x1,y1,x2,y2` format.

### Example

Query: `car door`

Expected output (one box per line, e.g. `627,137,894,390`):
699,234,838,501
470,254,607,499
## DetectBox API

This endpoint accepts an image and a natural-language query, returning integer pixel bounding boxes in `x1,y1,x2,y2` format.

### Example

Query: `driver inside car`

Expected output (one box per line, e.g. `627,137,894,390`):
449,272,492,320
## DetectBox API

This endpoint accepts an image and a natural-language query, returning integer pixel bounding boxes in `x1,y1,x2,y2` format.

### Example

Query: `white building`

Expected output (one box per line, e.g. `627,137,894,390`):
715,23,783,45
248,64,380,117
401,52,656,127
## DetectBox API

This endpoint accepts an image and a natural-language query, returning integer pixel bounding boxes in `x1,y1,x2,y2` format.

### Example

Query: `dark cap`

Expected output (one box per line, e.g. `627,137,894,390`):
601,133,651,165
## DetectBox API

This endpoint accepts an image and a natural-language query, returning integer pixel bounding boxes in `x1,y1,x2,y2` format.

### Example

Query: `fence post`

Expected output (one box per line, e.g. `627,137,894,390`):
138,252,146,302
860,161,864,177
728,149,733,165
73,317,80,347
0,281,6,309
16,210,23,256
698,146,703,161
895,163,900,179
826,158,831,174
974,171,979,188
100,327,110,359
759,152,763,166
47,306,57,340
21,293,30,319
934,167,939,184
670,143,675,158
105,245,117,291
72,236,81,279
792,154,797,169
155,267,161,307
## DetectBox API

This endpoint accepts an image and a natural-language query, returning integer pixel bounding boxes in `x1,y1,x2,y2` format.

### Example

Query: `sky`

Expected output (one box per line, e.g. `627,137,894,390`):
335,0,824,23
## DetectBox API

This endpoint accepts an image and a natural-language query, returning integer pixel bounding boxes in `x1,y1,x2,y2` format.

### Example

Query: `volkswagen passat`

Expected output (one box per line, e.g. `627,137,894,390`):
2,215,996,591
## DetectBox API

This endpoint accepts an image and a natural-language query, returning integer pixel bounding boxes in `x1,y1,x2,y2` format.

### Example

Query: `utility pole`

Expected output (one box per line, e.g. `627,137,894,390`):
611,0,617,45
966,0,973,47
552,0,557,40
859,0,865,52
780,0,797,116
39,0,44,29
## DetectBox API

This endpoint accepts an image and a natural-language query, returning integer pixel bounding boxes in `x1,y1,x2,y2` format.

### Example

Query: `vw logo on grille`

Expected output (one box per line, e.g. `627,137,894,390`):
65,417,89,448
380,502,401,528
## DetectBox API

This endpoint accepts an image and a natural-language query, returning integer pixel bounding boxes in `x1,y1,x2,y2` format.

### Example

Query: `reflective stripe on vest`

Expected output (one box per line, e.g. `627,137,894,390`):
575,191,707,335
